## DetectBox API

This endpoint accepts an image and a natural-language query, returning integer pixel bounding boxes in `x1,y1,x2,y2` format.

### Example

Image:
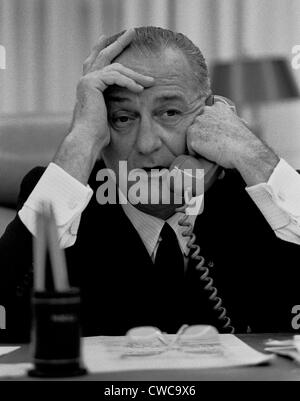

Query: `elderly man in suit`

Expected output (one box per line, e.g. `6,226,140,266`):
1,27,300,342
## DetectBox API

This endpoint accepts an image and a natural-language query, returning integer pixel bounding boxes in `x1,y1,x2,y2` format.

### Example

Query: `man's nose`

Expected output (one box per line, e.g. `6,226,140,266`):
135,116,162,155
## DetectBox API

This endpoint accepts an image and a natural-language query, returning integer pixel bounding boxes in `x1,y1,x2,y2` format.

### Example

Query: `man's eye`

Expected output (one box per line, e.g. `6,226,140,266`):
111,114,135,128
116,116,130,123
161,109,181,119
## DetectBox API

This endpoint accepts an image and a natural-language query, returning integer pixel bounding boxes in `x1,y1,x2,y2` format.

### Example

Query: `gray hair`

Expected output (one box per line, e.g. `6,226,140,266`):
105,26,211,98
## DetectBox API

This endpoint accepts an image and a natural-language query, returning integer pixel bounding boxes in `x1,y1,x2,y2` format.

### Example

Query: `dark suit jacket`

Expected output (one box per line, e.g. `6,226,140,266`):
1,161,300,342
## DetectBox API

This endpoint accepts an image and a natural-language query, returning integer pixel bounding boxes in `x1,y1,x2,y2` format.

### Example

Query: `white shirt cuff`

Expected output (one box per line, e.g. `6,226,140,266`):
19,162,93,243
245,159,300,230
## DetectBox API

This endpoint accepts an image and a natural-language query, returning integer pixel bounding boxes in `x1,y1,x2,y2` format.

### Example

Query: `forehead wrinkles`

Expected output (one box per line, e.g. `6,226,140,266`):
107,87,198,111
106,73,200,109
106,78,205,114
150,72,192,90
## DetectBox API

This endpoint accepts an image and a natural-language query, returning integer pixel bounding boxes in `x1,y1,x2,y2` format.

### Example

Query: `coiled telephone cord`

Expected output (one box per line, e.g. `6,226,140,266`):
176,191,235,334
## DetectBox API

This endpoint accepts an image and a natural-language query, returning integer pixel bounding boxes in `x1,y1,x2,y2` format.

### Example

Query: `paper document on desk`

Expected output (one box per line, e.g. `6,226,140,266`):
83,335,274,373
0,347,32,378
0,346,19,357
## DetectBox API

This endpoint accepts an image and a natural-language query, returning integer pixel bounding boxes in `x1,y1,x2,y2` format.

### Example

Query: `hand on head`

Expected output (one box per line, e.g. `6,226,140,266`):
72,29,154,143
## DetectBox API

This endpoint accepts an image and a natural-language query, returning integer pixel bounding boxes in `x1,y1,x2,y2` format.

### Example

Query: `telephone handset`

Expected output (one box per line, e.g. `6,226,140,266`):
170,94,235,334
169,94,231,197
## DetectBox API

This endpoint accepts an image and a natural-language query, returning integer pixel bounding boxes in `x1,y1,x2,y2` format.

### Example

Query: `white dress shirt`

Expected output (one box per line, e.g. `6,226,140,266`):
18,159,300,253
121,198,200,262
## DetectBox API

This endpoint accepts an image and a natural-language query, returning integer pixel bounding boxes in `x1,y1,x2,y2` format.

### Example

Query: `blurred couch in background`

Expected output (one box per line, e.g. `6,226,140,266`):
0,113,71,236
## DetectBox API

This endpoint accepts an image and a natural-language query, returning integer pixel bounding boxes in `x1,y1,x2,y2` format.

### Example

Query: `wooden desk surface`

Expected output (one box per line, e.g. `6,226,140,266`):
1,333,300,381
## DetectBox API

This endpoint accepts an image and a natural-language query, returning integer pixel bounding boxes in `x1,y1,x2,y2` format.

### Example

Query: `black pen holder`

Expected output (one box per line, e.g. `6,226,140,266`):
28,288,86,378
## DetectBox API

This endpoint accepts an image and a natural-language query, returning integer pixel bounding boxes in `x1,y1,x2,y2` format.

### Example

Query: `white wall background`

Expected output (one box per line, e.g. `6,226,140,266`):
0,0,300,166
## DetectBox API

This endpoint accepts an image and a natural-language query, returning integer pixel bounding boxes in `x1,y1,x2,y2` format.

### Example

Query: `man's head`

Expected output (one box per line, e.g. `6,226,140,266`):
105,26,210,100
101,27,212,218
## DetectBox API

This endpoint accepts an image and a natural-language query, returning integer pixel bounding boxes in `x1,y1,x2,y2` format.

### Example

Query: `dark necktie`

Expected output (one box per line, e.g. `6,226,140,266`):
153,223,184,332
